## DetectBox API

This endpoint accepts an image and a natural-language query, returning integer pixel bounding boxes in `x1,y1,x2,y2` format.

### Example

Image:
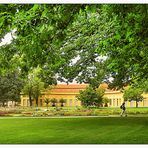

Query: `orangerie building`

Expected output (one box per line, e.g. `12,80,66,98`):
21,83,148,107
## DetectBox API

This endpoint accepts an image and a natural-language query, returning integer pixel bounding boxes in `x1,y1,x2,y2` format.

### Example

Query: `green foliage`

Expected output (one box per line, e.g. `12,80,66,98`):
58,6,108,86
50,98,58,107
0,4,147,90
23,67,45,106
0,71,23,106
77,86,105,107
32,77,45,106
97,5,148,88
132,79,148,93
123,87,144,107
58,4,148,88
102,97,110,107
0,4,86,85
44,98,50,105
22,80,33,106
142,80,148,93
59,98,66,107
44,98,50,110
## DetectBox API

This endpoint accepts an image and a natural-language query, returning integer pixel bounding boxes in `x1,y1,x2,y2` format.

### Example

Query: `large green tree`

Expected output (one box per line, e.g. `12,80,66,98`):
97,5,148,89
0,4,147,89
58,5,109,87
60,4,148,89
0,4,86,83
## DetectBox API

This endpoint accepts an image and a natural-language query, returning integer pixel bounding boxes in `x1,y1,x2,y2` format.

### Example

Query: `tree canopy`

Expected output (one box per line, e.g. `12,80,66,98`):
60,4,148,89
0,71,23,106
0,4,147,90
123,87,144,108
76,86,105,107
23,67,45,106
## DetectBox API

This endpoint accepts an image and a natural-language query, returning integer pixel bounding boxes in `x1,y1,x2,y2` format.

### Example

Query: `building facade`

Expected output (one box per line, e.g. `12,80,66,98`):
21,83,148,107
21,84,88,107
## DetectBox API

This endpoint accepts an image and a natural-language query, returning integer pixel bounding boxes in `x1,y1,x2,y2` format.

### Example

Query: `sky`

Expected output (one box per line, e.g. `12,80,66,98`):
0,32,13,46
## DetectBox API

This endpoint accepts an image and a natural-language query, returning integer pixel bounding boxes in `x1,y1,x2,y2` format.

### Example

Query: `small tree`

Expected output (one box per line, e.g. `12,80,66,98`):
32,77,45,107
59,98,66,107
103,97,110,107
123,87,144,108
50,98,58,107
76,86,104,107
96,87,105,107
23,67,45,107
23,74,34,107
44,98,50,111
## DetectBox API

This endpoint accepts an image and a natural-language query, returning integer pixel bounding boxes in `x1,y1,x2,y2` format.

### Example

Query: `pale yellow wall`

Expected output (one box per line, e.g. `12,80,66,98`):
104,91,124,107
104,91,148,108
21,93,81,107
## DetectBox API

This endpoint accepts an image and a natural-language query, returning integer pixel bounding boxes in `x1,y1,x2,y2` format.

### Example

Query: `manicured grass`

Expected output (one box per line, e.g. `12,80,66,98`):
0,117,148,144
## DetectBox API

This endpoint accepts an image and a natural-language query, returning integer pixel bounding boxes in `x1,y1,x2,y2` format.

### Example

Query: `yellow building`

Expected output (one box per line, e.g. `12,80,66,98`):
21,84,87,107
21,83,148,107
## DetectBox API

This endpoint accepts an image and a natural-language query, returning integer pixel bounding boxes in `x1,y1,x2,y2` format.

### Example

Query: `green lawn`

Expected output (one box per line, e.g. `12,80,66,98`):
0,117,148,144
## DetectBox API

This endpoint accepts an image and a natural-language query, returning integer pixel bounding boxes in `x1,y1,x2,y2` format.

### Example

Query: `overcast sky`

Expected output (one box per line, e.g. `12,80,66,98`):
0,33,13,46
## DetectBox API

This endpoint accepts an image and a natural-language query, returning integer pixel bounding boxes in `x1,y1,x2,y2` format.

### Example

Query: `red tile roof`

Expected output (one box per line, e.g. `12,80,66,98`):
49,84,88,94
43,83,121,95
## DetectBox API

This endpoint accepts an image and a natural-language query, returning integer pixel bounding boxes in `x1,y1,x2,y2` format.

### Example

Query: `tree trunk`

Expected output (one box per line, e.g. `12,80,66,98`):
136,101,138,108
104,103,108,107
2,101,5,107
29,95,32,107
35,97,38,107
46,103,48,111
